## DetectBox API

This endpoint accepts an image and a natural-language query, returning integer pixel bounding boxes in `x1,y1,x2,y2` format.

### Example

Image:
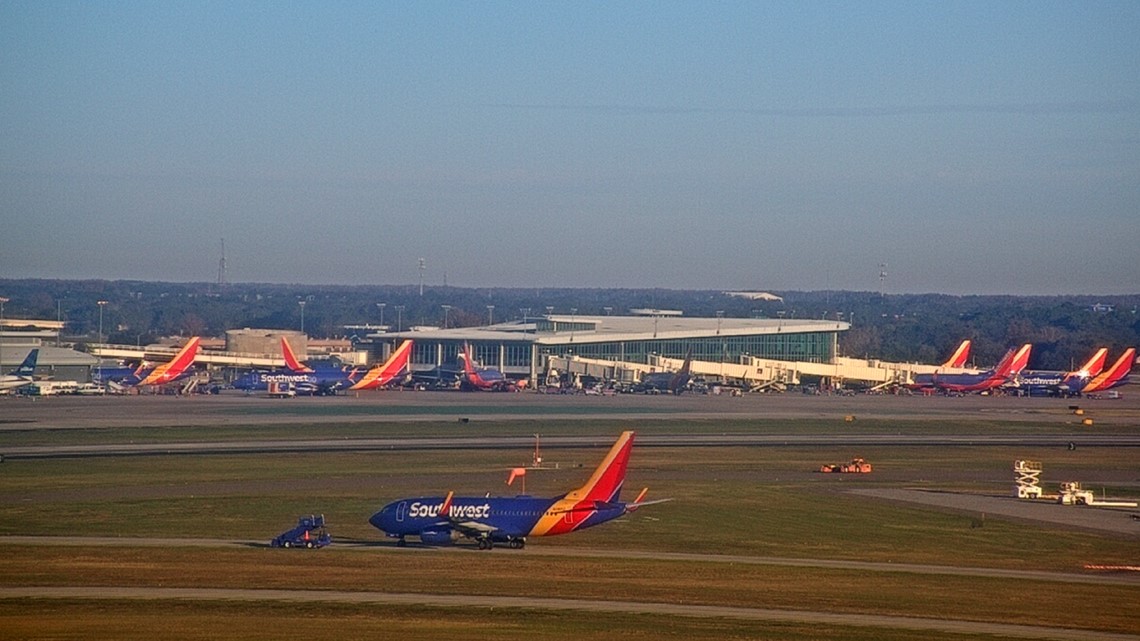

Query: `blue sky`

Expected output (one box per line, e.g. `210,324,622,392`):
2,1,1138,294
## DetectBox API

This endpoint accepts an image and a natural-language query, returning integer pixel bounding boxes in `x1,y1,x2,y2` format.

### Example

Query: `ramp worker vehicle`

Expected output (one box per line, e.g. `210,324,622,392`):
271,514,331,549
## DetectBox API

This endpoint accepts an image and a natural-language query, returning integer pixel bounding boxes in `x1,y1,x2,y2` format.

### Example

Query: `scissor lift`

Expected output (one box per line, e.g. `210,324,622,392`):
1014,460,1044,499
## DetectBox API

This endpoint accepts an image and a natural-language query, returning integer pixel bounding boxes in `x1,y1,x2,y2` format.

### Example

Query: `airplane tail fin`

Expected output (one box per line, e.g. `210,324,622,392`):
942,340,971,368
995,344,1032,376
349,340,414,390
281,337,314,373
138,337,201,386
460,342,476,375
1082,348,1136,393
564,431,635,504
679,348,693,375
10,349,39,376
1077,347,1109,377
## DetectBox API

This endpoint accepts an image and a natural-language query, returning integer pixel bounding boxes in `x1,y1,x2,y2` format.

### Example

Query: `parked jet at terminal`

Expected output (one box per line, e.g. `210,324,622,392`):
0,348,39,392
910,343,1032,393
634,349,693,394
1081,348,1135,394
348,340,413,391
1013,347,1108,396
233,337,361,394
94,337,201,388
369,431,666,549
459,342,513,391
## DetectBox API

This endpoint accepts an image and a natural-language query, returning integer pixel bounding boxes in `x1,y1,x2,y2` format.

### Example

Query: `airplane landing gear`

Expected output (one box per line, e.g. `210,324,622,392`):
477,537,494,550
509,538,525,549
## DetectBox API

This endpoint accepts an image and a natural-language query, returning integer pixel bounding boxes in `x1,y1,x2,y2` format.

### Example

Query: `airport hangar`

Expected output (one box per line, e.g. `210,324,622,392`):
367,313,863,389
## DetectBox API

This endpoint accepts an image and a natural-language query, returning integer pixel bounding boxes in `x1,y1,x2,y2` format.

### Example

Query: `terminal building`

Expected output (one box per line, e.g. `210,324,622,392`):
369,314,852,387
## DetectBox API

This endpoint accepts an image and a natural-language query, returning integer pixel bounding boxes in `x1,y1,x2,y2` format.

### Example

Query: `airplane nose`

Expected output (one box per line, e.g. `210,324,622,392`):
368,510,385,531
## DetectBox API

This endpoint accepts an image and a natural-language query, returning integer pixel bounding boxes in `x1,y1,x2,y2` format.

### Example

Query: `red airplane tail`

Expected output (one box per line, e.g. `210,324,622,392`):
942,340,971,368
1082,348,1135,393
281,337,315,374
349,340,414,390
996,344,1032,377
137,336,201,386
1075,347,1109,377
563,431,634,504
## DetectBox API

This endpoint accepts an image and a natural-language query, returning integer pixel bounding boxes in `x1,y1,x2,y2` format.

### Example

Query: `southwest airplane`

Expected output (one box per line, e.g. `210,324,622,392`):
348,340,414,391
0,348,39,392
1081,348,1135,394
94,337,201,387
635,348,694,394
233,338,361,394
1013,347,1108,396
926,343,1032,393
906,340,975,392
370,431,666,549
459,342,513,391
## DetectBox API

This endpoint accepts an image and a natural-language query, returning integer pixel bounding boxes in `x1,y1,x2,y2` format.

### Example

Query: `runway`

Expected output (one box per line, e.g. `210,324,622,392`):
6,432,1140,459
4,535,1139,586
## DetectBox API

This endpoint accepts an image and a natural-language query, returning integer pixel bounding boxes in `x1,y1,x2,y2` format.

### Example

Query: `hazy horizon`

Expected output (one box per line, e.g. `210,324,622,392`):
3,2,1138,296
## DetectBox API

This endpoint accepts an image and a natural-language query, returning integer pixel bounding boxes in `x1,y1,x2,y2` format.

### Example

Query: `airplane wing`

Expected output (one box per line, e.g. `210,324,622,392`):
432,491,501,538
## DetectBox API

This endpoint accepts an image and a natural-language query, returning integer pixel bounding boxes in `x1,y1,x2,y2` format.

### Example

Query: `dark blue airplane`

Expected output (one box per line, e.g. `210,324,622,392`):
370,431,667,549
232,337,360,395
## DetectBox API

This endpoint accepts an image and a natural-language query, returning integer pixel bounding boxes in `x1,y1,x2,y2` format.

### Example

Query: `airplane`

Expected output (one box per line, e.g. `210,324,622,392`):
1013,347,1108,396
905,340,975,392
369,430,667,549
94,337,201,388
634,348,693,394
348,340,414,391
459,342,514,391
0,348,39,392
232,337,361,395
917,343,1032,394
1081,348,1135,394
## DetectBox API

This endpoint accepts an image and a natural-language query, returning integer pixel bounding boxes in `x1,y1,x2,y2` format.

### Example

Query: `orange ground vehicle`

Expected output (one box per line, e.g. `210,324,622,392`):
819,457,872,473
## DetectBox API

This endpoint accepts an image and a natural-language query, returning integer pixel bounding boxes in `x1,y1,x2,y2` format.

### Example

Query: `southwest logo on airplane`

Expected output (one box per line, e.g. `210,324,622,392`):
369,431,668,549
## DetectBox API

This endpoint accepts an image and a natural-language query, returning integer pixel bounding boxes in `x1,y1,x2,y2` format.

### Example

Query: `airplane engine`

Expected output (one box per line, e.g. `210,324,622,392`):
419,529,458,545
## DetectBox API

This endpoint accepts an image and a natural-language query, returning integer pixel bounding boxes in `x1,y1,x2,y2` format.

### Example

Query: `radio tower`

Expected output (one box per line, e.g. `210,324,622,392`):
217,238,227,287
418,257,425,296
878,262,887,297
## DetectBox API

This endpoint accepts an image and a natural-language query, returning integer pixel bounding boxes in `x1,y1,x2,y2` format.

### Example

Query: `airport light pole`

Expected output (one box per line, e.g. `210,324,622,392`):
395,305,404,332
97,299,107,382
377,302,386,329
486,305,494,326
298,300,306,335
441,305,451,329
97,300,107,344
0,296,7,371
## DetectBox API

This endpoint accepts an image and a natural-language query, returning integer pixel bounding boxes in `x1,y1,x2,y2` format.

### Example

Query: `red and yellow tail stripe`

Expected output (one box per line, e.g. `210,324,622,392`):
942,340,971,368
281,337,315,373
349,340,413,390
528,431,634,537
1082,348,1135,393
138,337,200,386
1075,347,1109,377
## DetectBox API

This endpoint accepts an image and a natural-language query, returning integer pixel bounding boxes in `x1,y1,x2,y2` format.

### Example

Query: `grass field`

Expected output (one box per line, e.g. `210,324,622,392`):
1,394,1138,639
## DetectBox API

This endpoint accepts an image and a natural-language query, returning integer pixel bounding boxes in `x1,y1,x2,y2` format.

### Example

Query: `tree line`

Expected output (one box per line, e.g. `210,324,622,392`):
1,279,1137,371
